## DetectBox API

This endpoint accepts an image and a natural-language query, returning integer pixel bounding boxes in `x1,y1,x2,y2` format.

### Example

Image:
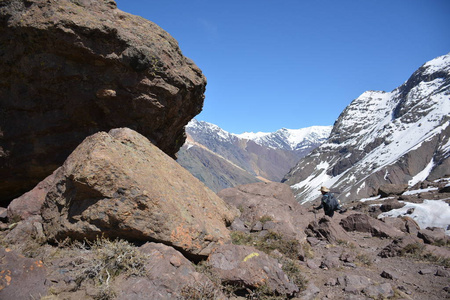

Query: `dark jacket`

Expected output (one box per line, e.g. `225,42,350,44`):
315,192,339,217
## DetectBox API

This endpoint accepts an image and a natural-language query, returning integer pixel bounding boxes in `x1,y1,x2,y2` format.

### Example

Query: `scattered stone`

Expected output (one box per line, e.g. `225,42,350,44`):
218,182,308,243
230,218,250,232
251,221,263,232
363,283,394,299
298,282,320,300
340,251,356,263
7,171,58,221
406,208,415,214
342,274,372,294
320,254,341,269
418,228,449,244
207,244,298,296
397,285,412,295
423,243,450,261
419,268,435,275
402,216,420,236
306,260,320,270
0,247,48,300
307,216,352,244
307,236,321,246
113,242,221,299
4,216,46,248
380,199,406,212
340,213,404,238
378,184,409,198
436,268,450,277
343,262,357,268
380,270,398,280
0,207,7,222
381,216,407,232
379,236,424,258
263,220,277,230
325,278,338,286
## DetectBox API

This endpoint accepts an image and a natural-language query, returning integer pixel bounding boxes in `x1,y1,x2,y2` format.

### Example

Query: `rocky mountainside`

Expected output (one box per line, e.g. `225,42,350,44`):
283,53,450,204
177,119,331,192
0,0,206,206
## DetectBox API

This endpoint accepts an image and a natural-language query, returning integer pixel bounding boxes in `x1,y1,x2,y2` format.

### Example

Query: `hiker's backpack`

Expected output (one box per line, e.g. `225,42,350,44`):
323,193,339,212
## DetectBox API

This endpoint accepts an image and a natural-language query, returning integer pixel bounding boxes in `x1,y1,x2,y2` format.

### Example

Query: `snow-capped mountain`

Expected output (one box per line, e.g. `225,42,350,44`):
177,120,331,192
282,53,450,204
237,126,331,152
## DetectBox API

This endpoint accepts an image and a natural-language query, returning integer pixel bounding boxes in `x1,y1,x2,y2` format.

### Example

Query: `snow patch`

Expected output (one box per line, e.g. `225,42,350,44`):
408,159,435,186
378,200,450,234
402,187,439,196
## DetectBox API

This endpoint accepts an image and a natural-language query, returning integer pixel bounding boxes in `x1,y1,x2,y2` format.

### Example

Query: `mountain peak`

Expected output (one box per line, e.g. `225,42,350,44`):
178,120,331,192
237,125,332,151
283,53,450,204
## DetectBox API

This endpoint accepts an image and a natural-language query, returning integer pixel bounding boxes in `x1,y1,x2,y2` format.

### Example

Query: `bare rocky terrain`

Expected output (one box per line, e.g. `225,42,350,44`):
0,1,449,299
1,155,449,299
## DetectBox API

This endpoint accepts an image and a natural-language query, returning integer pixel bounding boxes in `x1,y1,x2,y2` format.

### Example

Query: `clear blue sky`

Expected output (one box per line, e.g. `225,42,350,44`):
115,0,450,134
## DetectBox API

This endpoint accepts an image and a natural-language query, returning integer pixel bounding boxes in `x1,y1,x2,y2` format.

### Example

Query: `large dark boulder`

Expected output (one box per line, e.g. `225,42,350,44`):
306,216,352,244
0,0,206,205
378,184,408,198
339,213,404,238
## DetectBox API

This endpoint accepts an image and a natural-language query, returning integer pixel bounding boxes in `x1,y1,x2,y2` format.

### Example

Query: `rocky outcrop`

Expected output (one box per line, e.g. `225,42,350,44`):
41,128,238,258
339,213,404,238
218,182,309,242
378,184,409,197
283,53,450,204
113,242,222,300
0,0,206,205
306,216,352,244
7,171,57,221
2,176,450,299
207,244,299,296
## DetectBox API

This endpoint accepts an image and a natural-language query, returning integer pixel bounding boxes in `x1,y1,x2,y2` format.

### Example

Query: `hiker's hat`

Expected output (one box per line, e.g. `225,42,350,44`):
319,186,330,193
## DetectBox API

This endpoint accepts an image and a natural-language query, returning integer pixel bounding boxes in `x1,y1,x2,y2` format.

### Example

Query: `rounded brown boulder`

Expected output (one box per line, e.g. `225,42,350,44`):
41,128,238,259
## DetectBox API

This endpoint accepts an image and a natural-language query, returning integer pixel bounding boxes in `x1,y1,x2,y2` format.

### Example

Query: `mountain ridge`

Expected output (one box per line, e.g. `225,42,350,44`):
177,120,331,192
282,53,450,204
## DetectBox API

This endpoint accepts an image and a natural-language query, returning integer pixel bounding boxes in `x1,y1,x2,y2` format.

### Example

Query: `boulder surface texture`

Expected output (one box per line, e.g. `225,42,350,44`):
0,0,206,205
41,128,237,258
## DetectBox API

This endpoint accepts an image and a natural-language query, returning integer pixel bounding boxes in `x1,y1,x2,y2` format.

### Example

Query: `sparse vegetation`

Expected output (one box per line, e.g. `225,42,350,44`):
356,253,373,267
400,242,450,268
279,258,307,291
231,230,301,260
301,242,314,259
76,237,148,283
62,237,149,299
259,215,273,224
180,281,223,300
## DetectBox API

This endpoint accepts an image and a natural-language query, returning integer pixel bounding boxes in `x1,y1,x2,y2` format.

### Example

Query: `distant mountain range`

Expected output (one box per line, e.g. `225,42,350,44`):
282,53,450,204
176,120,331,192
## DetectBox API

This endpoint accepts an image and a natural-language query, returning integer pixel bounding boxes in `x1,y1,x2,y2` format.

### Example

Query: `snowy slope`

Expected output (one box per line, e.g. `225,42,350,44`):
186,120,331,151
178,119,331,192
283,53,450,204
237,126,332,151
